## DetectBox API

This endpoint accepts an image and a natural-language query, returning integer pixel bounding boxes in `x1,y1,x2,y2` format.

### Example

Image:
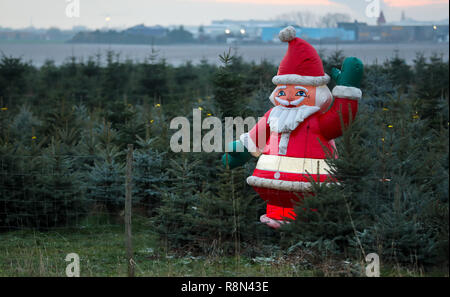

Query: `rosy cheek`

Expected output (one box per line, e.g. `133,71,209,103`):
303,97,314,106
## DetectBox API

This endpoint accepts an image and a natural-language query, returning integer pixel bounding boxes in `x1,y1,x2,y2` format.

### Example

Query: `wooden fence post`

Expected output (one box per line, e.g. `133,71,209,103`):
125,144,135,277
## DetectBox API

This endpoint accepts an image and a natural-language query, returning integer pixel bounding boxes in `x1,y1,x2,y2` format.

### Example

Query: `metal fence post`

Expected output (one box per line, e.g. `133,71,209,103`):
125,144,135,277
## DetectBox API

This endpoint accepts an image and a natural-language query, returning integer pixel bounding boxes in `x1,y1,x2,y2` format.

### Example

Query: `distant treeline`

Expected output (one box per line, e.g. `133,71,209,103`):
69,26,201,45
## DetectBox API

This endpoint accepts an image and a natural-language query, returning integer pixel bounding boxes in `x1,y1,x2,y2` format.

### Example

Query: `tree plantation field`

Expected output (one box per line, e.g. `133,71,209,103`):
0,49,448,277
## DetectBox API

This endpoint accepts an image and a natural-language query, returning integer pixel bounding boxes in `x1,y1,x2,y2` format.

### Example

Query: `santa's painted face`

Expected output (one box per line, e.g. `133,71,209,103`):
273,84,316,108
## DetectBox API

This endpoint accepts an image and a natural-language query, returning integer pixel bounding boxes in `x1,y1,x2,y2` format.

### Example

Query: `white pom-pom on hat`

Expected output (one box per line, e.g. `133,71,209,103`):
279,26,296,42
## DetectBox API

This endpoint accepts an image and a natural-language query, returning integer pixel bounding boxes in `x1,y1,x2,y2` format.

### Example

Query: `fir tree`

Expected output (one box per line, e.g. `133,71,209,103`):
84,121,125,215
85,145,125,215
10,105,42,145
138,54,168,102
412,53,449,130
0,54,30,107
101,51,131,100
153,156,201,251
133,136,169,216
212,49,246,118
384,50,412,92
193,164,265,256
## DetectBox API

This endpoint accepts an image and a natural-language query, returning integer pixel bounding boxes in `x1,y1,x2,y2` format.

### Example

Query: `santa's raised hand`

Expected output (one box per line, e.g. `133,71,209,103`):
331,57,364,88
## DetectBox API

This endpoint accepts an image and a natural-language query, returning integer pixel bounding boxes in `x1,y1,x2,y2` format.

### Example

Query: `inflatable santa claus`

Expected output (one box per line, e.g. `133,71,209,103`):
222,26,364,229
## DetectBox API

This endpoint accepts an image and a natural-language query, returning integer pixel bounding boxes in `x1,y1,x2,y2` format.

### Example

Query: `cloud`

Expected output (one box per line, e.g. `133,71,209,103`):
1,0,447,29
197,0,334,5
384,0,449,7
329,0,448,23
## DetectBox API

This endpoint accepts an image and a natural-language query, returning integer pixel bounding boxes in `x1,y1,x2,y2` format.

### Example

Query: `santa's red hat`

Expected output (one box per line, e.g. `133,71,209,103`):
273,26,330,86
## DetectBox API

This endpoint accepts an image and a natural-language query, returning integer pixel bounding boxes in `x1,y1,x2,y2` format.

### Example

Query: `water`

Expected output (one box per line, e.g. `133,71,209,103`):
0,42,448,67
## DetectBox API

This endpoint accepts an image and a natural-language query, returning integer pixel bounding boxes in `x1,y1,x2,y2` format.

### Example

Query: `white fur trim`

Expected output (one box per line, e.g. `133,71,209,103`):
315,85,333,111
272,74,330,86
247,176,312,192
240,133,262,157
279,26,296,42
332,85,362,100
269,90,276,105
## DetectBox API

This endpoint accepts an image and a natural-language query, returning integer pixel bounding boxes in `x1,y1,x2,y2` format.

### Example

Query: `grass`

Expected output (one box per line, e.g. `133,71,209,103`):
0,216,312,277
0,216,447,277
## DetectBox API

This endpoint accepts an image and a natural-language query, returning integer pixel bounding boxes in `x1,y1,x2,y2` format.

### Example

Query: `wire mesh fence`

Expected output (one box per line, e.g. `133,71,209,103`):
1,149,441,232
0,148,263,238
1,153,122,230
1,143,447,275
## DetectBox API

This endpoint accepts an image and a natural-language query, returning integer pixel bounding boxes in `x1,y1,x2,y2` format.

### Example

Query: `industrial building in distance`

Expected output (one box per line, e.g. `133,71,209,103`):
1,11,448,44
196,13,449,44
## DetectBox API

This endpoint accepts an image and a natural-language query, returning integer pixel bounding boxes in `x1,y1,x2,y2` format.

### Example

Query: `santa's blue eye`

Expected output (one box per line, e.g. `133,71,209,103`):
278,90,286,96
296,91,306,96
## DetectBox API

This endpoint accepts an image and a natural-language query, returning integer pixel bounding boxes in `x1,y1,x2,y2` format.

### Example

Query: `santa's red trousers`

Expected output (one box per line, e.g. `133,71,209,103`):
253,187,310,220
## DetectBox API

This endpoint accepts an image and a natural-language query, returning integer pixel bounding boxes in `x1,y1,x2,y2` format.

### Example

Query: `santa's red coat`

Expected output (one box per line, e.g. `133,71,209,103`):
242,93,359,220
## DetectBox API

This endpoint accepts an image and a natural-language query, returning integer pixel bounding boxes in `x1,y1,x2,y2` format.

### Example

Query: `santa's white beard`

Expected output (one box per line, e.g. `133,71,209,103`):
268,105,320,133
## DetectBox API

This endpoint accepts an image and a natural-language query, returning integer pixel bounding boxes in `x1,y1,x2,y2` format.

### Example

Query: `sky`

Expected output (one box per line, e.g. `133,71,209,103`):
0,0,448,30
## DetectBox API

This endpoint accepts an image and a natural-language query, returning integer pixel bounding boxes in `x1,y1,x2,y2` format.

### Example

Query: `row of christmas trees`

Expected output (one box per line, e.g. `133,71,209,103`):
0,50,448,268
